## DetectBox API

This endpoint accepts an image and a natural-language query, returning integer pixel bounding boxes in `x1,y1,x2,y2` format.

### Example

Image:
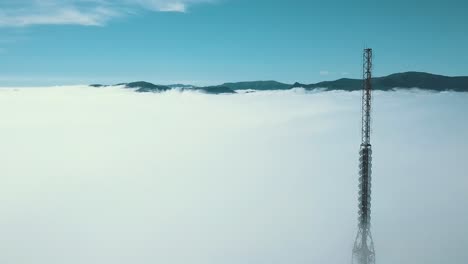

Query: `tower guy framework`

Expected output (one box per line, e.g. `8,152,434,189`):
352,48,376,264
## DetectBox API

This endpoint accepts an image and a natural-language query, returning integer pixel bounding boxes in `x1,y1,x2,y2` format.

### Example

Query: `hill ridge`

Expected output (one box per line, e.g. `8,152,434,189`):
91,72,468,93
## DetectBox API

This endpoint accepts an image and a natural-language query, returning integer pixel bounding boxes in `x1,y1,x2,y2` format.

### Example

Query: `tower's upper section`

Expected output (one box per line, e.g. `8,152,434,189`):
361,48,373,146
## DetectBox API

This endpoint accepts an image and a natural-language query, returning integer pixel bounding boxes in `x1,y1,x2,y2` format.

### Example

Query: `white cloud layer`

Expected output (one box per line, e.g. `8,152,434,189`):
0,87,466,264
0,7,118,27
129,0,213,12
0,0,213,27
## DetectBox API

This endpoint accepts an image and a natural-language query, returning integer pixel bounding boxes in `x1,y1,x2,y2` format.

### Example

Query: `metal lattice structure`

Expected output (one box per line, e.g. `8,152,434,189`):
352,48,375,264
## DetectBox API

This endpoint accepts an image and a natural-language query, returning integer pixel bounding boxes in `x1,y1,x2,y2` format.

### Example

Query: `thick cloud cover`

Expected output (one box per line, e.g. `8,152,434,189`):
0,86,467,264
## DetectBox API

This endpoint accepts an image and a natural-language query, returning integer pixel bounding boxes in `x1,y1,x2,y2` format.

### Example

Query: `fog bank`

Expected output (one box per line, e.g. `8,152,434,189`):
0,86,467,264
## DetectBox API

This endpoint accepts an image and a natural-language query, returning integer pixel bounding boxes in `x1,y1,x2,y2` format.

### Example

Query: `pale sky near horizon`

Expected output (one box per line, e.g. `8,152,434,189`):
0,0,467,86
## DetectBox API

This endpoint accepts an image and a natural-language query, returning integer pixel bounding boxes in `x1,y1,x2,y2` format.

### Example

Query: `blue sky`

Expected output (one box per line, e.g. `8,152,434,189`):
0,0,467,86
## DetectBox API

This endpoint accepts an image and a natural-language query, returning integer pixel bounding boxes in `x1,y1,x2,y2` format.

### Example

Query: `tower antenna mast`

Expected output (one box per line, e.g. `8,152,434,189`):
352,48,376,264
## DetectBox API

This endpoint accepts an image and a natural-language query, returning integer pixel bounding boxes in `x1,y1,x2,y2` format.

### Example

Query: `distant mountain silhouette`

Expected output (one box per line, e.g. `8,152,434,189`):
222,81,290,90
90,72,468,93
293,72,468,92
194,86,236,94
167,84,197,88
92,82,236,94
123,81,171,93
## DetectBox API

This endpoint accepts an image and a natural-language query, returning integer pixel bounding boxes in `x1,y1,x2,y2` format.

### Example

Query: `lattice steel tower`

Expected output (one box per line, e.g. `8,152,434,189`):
352,48,376,264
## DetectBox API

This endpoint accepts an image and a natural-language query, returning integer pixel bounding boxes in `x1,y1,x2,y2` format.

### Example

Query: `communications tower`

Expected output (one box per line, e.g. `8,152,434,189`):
352,48,376,264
